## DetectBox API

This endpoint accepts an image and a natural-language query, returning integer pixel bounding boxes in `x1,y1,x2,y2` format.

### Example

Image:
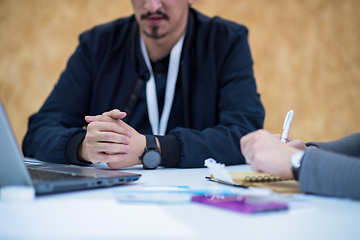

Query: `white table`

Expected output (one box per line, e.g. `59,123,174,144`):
1,163,360,240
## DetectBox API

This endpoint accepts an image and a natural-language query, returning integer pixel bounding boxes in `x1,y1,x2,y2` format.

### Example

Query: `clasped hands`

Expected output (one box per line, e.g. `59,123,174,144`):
77,109,146,169
240,129,307,180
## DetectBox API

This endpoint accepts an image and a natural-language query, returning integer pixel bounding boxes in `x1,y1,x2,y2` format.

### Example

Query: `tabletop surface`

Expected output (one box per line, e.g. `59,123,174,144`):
1,161,360,240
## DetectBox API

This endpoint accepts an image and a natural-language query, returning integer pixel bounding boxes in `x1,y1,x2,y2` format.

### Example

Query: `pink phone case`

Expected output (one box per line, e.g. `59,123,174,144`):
192,195,288,214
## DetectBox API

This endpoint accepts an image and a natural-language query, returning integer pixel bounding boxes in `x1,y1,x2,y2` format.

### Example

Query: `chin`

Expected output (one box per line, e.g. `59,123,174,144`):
143,30,166,40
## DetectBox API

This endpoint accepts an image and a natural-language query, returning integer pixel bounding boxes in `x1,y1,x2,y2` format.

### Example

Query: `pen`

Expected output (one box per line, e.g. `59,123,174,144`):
205,176,249,189
281,110,294,143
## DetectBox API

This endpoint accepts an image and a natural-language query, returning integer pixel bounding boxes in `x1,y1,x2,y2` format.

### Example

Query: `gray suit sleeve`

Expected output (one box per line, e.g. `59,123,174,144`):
299,133,360,199
306,133,360,157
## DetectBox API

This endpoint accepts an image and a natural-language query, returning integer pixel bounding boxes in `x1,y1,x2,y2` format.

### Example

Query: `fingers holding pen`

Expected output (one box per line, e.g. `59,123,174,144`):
240,129,278,168
240,130,261,166
287,139,307,150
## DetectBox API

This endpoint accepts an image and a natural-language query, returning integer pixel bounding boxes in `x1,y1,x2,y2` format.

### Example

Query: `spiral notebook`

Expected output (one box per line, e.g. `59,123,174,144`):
209,172,301,194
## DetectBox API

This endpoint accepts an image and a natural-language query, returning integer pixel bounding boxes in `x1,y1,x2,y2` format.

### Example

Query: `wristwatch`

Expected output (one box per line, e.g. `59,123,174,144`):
290,150,305,180
140,135,162,169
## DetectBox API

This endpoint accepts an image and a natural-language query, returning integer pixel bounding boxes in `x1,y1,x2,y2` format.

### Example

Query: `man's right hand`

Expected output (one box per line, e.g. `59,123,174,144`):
274,134,308,150
240,129,299,180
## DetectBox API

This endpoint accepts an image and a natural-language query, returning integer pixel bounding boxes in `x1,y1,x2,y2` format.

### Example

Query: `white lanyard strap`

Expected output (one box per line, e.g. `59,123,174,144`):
140,34,185,135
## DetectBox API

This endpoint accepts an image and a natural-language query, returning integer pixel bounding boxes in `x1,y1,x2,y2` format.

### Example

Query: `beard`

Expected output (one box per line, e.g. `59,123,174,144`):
141,10,169,39
143,26,166,39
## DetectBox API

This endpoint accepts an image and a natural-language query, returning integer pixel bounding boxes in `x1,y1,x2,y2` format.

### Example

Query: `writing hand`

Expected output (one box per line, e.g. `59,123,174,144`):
274,134,307,150
240,129,298,179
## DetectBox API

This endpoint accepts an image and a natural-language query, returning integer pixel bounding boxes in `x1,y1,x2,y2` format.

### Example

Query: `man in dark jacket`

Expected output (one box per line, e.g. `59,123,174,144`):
23,0,265,169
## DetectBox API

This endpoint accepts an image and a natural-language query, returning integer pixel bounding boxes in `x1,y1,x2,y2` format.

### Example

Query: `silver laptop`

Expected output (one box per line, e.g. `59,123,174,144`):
0,100,141,195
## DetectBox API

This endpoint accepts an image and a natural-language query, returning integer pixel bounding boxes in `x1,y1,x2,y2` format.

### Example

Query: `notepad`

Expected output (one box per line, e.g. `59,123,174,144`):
204,158,301,194
209,172,301,194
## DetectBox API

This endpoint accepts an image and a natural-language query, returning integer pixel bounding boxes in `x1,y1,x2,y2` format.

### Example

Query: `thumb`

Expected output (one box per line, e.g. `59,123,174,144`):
85,115,94,123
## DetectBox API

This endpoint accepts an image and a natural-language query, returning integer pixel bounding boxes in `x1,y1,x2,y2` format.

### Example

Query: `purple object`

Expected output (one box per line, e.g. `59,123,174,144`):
191,195,288,214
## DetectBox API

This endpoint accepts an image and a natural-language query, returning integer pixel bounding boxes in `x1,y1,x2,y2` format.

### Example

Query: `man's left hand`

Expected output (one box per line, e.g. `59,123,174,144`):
86,109,146,169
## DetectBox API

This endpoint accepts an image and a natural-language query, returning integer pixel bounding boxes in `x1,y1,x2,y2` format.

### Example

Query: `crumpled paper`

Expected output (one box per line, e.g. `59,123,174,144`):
204,158,236,184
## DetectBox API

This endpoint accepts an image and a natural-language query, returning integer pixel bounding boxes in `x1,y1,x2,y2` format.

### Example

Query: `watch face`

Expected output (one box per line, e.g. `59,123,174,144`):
143,150,161,169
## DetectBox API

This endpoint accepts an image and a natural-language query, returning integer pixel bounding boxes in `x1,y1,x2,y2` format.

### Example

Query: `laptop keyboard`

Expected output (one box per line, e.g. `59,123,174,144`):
28,168,91,181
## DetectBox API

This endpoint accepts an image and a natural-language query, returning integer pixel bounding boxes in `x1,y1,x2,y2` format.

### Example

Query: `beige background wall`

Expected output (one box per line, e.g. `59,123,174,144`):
0,0,359,149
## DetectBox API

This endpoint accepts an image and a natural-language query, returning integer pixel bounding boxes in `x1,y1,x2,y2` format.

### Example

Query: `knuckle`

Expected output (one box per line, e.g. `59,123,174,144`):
86,122,95,130
104,132,114,142
120,144,127,152
251,161,260,171
109,123,118,133
108,162,120,169
108,164,117,169
88,153,99,162
103,143,113,152
102,154,112,162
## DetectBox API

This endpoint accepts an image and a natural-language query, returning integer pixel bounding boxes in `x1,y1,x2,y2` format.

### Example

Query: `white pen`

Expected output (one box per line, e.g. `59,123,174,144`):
281,110,294,143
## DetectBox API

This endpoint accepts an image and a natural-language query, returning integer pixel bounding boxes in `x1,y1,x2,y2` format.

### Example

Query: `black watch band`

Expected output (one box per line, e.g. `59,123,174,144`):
145,135,158,150
292,167,299,181
140,135,161,169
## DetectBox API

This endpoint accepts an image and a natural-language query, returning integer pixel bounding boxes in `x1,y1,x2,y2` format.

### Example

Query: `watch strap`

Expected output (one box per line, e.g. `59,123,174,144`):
140,135,161,170
145,135,158,150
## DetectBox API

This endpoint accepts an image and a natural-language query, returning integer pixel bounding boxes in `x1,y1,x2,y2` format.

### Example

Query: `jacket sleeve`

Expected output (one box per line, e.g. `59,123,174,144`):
306,132,360,157
22,31,93,165
299,147,360,199
166,25,265,168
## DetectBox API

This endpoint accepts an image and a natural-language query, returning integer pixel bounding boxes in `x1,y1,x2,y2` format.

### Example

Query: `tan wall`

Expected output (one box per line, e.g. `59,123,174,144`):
1,0,359,149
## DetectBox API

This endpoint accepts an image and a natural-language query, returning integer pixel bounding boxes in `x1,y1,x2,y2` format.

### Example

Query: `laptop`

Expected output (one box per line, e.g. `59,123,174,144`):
0,100,141,195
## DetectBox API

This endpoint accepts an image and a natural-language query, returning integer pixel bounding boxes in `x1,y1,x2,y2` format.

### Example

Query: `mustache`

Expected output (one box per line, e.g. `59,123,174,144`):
141,10,169,20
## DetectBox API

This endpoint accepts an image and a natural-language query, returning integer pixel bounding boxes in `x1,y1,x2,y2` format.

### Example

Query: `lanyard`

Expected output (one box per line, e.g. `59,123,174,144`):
140,34,185,135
